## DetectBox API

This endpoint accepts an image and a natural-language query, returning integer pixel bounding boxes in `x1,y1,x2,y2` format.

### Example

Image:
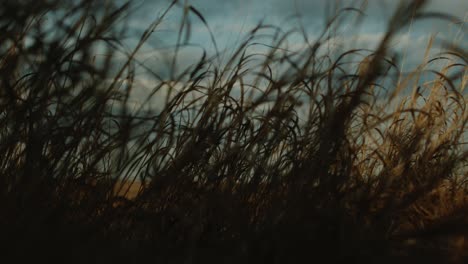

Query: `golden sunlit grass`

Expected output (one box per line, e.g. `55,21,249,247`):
0,0,466,263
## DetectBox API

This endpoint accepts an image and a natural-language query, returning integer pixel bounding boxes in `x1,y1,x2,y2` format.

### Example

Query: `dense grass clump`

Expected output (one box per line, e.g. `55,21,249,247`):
0,0,466,263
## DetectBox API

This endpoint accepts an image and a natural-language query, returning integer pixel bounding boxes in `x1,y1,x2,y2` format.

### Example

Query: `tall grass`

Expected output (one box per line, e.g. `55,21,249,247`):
0,0,466,263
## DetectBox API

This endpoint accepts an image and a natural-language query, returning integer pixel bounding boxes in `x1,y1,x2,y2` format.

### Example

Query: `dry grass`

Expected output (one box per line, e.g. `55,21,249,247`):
0,0,467,263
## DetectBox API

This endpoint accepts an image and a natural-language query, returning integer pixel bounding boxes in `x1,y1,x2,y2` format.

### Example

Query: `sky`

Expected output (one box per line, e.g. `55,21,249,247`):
113,0,466,110
128,0,467,41
122,0,466,72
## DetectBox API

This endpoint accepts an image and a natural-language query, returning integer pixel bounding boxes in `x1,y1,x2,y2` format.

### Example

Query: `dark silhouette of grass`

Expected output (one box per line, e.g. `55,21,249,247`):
0,0,466,263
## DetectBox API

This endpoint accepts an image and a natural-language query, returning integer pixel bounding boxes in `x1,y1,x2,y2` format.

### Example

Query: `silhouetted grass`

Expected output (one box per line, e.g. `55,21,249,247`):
0,0,466,263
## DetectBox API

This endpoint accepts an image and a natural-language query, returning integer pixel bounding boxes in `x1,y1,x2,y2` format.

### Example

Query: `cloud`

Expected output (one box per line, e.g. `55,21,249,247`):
121,0,466,83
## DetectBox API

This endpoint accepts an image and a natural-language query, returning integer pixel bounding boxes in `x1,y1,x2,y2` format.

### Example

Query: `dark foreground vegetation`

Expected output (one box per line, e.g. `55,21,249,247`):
0,0,466,263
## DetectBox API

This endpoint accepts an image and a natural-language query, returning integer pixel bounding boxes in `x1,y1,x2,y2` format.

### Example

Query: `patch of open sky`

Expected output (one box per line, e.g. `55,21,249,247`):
106,0,466,120
121,1,464,76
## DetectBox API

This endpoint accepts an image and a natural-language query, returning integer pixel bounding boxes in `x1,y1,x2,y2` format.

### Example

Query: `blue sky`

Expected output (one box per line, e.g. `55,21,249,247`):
118,0,466,80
